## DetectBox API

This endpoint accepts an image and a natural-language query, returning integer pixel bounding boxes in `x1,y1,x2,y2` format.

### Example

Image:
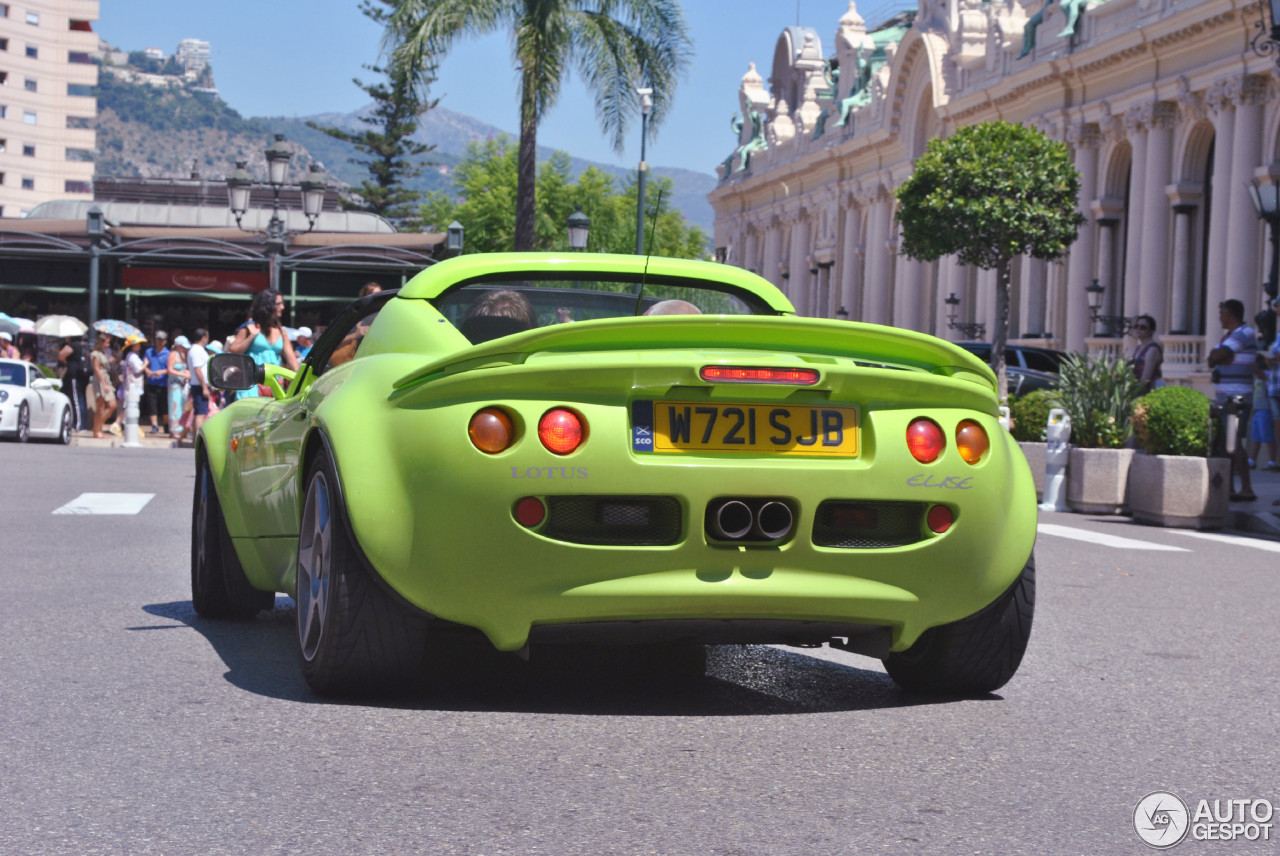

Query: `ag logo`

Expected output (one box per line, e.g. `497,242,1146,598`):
1134,791,1190,849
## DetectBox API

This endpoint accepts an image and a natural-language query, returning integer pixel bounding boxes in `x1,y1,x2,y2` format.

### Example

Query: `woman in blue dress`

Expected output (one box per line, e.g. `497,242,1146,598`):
226,288,299,399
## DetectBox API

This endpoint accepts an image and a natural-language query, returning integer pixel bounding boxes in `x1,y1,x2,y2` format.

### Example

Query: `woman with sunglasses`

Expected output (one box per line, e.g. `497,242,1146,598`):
1130,314,1163,395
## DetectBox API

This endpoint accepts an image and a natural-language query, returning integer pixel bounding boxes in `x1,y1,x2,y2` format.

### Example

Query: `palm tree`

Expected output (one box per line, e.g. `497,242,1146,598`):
389,0,691,251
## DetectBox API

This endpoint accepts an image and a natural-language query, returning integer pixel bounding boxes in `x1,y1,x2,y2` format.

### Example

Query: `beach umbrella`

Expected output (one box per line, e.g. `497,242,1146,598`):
0,317,18,337
34,315,89,338
93,319,143,340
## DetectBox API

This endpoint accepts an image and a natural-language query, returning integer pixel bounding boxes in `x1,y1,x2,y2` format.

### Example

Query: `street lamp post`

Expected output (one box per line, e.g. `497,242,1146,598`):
1248,164,1280,300
1085,278,1135,336
226,135,327,291
567,209,590,251
445,221,464,258
86,206,104,327
944,292,987,340
634,87,653,255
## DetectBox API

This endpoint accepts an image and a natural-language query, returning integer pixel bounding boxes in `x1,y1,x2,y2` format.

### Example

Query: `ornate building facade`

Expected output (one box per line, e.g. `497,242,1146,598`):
709,0,1280,384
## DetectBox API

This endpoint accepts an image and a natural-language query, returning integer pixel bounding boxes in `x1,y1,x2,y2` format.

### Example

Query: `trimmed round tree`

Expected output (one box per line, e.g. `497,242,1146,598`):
895,121,1084,401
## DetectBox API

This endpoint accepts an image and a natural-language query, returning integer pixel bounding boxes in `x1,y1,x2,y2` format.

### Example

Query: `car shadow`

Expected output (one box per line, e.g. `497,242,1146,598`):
141,599,985,715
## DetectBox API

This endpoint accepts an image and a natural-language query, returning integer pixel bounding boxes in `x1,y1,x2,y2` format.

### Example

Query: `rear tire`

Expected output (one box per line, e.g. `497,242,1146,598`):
296,451,429,697
191,453,275,619
57,406,72,445
883,553,1035,696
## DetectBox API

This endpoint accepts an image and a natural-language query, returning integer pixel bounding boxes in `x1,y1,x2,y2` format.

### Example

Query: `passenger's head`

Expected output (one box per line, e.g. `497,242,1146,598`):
644,299,702,316
359,281,383,298
461,290,537,344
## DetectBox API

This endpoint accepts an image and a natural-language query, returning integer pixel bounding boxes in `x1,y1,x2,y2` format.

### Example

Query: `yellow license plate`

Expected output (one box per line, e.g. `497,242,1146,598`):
633,401,859,456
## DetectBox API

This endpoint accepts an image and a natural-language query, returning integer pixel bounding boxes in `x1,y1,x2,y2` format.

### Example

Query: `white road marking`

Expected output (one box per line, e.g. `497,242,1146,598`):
1168,529,1280,553
1036,522,1190,551
53,493,155,515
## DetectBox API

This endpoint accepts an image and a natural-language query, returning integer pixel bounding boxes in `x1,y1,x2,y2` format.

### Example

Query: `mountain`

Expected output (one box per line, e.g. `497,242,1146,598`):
279,105,717,233
92,65,716,234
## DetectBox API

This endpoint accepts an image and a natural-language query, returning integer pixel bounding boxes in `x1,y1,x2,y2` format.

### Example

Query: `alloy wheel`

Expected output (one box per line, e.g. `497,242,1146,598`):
296,471,332,662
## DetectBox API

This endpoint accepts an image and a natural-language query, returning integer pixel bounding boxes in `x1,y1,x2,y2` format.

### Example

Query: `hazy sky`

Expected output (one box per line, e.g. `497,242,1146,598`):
100,0,911,176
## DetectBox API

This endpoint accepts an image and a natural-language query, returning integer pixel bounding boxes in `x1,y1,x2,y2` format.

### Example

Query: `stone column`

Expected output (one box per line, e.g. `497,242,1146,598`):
761,217,783,291
1064,123,1101,354
1166,183,1203,334
1138,102,1177,330
1223,75,1268,308
862,193,891,325
1204,81,1236,336
741,228,759,275
1121,108,1150,319
837,197,860,319
787,212,812,315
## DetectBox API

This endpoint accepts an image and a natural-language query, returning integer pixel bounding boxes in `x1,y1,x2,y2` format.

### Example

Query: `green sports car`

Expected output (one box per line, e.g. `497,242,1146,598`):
194,253,1036,697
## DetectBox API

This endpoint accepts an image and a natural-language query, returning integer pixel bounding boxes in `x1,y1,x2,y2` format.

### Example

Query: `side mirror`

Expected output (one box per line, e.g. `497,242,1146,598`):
31,378,55,390
208,353,262,391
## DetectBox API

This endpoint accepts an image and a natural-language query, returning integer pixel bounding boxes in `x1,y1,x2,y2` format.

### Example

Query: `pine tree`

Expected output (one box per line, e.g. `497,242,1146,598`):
308,0,436,228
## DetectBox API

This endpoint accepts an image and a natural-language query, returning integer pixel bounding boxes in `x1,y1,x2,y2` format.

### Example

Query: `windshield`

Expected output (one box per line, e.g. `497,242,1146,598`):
432,277,773,345
0,363,24,386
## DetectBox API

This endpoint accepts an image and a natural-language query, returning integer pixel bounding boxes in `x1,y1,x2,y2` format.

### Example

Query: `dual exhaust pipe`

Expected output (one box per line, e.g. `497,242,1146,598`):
707,498,795,543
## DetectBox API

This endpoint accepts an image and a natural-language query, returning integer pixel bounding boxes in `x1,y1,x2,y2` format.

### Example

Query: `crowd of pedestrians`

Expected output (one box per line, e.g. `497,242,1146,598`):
34,286,322,445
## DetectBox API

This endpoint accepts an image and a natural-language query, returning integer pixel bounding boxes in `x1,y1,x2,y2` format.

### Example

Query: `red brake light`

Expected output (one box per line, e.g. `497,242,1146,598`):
700,366,820,385
906,418,945,463
538,408,584,454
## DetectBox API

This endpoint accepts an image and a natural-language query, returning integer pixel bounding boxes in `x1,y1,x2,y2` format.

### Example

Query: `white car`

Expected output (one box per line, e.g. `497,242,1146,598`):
0,359,73,443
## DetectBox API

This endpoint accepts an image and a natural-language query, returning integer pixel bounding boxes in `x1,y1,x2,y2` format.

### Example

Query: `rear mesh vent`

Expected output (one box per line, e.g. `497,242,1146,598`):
545,496,682,546
812,500,927,548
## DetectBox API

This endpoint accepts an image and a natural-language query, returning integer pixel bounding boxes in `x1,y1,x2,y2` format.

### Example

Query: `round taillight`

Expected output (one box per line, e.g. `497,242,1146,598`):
538,408,584,455
955,420,989,465
515,497,546,528
927,504,953,534
469,407,514,454
906,418,945,463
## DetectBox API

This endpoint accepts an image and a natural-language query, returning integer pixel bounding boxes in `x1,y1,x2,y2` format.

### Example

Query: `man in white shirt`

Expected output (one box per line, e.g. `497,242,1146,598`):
187,328,212,436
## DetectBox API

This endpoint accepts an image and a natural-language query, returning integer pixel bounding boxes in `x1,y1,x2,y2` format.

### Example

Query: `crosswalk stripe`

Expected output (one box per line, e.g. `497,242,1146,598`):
1036,522,1190,551
1168,529,1280,553
53,493,155,515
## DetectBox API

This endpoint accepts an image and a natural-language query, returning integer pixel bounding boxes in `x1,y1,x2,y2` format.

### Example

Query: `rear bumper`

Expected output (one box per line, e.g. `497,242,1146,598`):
341,405,1037,653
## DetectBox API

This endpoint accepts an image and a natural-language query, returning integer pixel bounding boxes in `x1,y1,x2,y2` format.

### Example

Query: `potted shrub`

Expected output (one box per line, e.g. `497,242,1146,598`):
1129,386,1229,528
1010,388,1058,499
1055,354,1146,514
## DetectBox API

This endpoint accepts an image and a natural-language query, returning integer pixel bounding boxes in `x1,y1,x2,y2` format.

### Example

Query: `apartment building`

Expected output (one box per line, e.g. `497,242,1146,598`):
0,0,98,217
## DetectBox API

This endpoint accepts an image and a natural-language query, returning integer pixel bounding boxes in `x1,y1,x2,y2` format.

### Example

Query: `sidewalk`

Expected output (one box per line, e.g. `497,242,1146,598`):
70,428,191,450
1226,459,1280,538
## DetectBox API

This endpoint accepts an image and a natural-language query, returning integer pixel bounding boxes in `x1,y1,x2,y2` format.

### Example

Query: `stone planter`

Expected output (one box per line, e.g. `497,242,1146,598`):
1018,441,1046,501
1127,453,1230,529
1067,447,1134,514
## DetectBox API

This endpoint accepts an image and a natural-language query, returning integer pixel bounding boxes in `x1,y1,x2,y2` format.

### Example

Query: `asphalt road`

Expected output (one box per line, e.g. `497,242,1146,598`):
1,442,1277,855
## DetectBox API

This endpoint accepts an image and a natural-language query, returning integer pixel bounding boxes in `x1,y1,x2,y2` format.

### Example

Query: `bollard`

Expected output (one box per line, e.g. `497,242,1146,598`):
998,405,1012,432
1039,408,1071,511
121,382,143,448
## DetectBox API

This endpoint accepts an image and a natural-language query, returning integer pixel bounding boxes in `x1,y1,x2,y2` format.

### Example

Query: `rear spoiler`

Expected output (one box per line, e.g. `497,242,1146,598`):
392,316,996,394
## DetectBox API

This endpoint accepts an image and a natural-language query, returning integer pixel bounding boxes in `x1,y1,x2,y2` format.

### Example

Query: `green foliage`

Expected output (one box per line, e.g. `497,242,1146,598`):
307,0,436,227
1009,388,1058,442
1132,386,1213,457
421,135,708,257
895,121,1084,270
1053,354,1147,449
389,0,693,250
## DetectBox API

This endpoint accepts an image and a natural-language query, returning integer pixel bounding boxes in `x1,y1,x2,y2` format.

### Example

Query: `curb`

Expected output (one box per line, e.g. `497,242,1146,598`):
70,431,191,450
